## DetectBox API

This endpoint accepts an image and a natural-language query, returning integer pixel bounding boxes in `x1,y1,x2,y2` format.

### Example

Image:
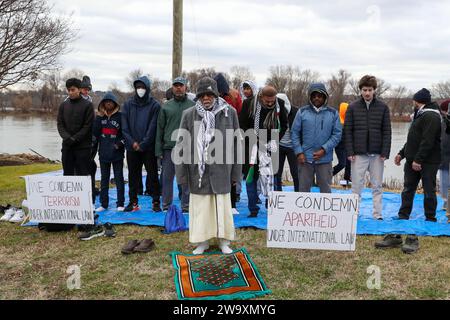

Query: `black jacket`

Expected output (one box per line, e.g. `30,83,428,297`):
239,97,288,177
399,102,442,165
344,97,392,158
57,96,94,150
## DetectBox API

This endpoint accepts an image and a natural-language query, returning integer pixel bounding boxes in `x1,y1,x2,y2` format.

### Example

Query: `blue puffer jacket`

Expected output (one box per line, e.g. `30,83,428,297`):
291,83,342,164
121,76,161,152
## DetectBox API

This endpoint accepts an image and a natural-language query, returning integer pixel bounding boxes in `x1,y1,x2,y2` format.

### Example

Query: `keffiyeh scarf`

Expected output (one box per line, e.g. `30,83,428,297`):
195,98,228,187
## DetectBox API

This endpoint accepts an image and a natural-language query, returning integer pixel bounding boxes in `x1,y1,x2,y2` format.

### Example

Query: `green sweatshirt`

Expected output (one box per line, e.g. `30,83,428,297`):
155,96,195,157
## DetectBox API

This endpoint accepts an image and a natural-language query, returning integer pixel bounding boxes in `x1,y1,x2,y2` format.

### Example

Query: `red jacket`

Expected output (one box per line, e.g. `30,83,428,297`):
223,88,243,115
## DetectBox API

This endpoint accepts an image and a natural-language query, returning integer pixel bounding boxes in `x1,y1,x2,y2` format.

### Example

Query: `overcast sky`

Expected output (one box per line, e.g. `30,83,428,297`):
51,0,450,93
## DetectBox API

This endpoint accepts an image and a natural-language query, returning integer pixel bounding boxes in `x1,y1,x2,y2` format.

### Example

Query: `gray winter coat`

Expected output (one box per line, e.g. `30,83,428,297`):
175,104,242,195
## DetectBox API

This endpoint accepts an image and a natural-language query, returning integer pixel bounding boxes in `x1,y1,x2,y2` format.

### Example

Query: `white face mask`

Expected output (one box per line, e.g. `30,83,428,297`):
136,88,146,98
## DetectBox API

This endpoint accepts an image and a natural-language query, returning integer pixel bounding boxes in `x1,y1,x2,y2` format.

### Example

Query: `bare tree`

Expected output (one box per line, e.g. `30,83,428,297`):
182,67,219,92
349,77,391,99
327,69,352,108
266,65,319,107
108,82,129,106
432,81,450,100
376,79,391,99
0,0,74,89
229,66,255,89
386,86,411,116
125,68,152,92
63,68,85,83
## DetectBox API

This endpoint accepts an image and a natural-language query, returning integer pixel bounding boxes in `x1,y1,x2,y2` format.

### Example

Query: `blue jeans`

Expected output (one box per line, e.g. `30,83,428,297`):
100,160,125,208
246,178,260,214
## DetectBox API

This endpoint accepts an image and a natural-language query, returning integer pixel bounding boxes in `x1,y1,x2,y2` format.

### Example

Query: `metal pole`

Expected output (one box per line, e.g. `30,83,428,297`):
173,0,183,80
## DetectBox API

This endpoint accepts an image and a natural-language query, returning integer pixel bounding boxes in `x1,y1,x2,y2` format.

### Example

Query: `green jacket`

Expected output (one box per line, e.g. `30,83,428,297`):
155,96,195,157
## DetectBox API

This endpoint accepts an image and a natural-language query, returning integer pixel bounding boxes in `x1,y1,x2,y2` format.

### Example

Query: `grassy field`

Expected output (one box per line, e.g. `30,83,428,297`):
0,164,449,300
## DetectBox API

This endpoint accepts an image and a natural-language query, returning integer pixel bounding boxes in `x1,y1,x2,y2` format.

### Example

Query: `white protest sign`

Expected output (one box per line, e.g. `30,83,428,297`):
25,175,94,225
267,192,359,251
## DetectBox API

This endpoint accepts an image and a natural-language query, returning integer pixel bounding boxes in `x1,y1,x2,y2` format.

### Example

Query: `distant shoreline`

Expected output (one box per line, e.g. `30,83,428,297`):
0,110,413,122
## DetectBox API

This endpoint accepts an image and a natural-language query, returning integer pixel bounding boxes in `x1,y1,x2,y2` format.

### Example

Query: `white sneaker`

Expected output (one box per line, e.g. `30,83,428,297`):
9,209,25,223
219,239,233,255
1,208,17,221
232,208,239,215
193,241,210,255
117,207,125,212
95,207,107,213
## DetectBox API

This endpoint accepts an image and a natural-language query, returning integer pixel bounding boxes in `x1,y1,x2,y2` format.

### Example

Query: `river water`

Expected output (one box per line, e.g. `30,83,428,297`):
0,114,410,182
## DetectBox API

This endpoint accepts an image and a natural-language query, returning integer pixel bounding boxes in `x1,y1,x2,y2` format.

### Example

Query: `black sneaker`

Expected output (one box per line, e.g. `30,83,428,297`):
248,212,258,218
402,235,419,254
78,225,105,241
104,223,116,238
124,203,140,212
374,234,403,249
152,202,162,213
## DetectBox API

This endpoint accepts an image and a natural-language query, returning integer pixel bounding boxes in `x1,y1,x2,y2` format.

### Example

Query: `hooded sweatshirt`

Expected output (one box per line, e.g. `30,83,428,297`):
93,92,125,163
121,76,161,152
239,80,258,101
291,83,342,164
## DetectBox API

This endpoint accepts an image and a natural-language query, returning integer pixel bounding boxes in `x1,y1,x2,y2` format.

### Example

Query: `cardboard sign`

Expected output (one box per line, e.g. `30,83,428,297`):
25,176,94,225
267,192,359,251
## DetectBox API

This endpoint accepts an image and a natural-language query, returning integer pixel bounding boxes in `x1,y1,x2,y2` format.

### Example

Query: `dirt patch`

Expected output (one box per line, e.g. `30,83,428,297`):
0,153,53,166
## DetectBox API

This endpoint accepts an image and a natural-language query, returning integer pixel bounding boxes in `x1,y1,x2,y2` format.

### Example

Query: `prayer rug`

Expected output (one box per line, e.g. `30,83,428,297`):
171,248,271,300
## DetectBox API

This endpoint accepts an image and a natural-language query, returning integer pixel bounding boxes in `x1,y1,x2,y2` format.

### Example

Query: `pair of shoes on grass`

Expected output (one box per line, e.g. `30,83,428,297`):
121,239,155,254
0,207,25,223
78,223,116,241
375,234,419,254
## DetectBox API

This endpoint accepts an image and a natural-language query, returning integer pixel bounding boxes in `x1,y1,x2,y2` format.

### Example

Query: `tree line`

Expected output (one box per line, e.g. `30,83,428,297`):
2,66,450,120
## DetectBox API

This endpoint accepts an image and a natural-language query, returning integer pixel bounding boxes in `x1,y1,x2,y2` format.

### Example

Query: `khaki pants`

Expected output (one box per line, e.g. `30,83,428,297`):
351,155,385,219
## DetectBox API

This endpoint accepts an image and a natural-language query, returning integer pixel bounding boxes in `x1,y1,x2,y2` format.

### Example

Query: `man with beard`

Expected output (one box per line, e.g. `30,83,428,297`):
376,88,441,254
175,77,242,254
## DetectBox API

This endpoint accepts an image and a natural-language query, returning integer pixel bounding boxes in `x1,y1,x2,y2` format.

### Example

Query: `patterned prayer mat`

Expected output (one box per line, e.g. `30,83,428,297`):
171,248,271,300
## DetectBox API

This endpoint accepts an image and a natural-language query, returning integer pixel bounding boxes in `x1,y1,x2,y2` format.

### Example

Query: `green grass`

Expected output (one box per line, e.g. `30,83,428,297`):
0,164,449,300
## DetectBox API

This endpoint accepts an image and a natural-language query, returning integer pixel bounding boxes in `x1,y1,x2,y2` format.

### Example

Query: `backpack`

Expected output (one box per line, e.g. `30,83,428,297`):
164,205,188,234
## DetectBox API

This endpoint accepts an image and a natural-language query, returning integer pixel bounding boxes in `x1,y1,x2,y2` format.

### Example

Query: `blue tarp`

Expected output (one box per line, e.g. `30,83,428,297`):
95,179,450,237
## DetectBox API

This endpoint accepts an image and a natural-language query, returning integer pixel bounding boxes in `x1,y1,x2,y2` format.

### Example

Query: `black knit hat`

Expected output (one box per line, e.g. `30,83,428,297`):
66,78,82,89
196,77,219,98
413,88,431,104
80,75,92,91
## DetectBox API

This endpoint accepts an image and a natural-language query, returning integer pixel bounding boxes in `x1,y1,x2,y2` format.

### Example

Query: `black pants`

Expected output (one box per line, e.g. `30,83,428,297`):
62,148,91,176
275,146,299,192
90,160,97,203
59,147,91,231
127,150,161,205
398,161,439,222
100,160,125,208
333,140,351,180
231,184,237,209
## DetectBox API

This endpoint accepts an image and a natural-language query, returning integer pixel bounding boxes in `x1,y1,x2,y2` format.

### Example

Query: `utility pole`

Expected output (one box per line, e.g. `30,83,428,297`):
172,0,183,80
